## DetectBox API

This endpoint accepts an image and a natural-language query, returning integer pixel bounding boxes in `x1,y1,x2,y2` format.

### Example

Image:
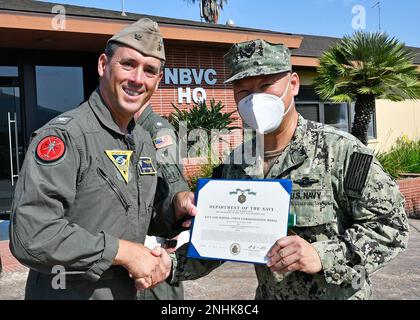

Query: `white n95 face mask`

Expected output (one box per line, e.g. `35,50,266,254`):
237,76,293,134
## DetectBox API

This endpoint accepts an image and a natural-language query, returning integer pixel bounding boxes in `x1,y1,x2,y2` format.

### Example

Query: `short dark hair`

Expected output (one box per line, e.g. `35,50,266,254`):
104,41,121,59
104,41,165,71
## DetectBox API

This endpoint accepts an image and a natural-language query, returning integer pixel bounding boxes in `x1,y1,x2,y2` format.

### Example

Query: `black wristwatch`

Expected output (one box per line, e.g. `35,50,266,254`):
164,239,178,249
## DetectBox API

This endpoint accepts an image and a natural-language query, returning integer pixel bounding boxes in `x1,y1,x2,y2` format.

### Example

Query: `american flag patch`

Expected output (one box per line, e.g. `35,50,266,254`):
153,135,173,149
344,152,373,198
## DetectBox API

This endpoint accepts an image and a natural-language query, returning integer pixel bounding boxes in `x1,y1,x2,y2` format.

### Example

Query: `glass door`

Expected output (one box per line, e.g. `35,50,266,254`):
0,66,23,217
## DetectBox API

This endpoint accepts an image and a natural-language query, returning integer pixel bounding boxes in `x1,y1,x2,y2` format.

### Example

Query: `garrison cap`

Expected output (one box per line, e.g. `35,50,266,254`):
107,18,165,61
223,39,292,83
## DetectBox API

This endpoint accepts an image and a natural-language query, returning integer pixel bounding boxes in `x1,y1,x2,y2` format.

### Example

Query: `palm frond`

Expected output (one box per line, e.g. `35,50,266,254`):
314,31,420,144
184,0,228,23
314,31,420,102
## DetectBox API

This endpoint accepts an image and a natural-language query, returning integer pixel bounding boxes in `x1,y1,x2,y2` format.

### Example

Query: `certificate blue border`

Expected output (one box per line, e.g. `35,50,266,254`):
187,178,292,265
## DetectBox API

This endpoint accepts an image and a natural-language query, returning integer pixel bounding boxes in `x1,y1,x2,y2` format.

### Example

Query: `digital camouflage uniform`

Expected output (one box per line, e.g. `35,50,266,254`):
168,39,409,300
136,104,189,300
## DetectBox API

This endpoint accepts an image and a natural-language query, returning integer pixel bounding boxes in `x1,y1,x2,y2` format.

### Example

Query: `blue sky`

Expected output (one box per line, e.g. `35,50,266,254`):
51,0,420,47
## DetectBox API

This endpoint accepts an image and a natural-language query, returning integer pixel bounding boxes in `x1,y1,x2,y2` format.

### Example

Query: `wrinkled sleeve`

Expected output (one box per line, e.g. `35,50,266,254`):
9,128,119,282
312,146,409,285
167,244,224,285
148,126,190,238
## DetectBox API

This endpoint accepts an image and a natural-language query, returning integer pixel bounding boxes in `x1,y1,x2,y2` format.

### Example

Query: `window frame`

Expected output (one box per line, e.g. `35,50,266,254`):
295,101,323,123
295,99,377,139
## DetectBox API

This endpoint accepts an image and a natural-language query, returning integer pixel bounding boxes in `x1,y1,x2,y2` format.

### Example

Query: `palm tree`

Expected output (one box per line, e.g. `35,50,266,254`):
313,32,420,145
185,0,227,23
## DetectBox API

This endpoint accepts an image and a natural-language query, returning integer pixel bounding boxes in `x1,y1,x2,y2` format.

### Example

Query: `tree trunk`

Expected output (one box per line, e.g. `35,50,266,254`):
202,0,219,23
351,94,375,145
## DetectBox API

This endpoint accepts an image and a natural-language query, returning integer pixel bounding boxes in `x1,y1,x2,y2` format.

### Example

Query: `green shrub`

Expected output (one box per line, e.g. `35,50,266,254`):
187,161,216,192
168,98,240,135
376,136,420,179
168,99,238,190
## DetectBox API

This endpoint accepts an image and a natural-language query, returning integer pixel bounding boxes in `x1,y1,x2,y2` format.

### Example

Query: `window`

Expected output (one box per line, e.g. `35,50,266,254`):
296,86,376,139
324,103,349,132
35,66,84,127
295,103,319,122
0,66,18,77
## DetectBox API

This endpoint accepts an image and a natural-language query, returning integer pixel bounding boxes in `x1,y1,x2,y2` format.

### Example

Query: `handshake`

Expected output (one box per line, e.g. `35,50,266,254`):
114,239,172,290
112,191,197,289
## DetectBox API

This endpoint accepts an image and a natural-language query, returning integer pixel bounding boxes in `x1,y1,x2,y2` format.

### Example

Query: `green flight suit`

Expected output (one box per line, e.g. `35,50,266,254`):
136,104,189,300
9,89,176,300
169,115,409,300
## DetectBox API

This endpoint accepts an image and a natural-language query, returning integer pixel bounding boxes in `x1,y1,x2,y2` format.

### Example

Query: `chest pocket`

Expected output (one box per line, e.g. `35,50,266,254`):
290,173,334,227
160,164,182,183
97,166,131,213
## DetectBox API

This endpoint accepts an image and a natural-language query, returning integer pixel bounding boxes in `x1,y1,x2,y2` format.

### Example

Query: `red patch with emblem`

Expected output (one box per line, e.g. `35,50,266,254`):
36,136,66,162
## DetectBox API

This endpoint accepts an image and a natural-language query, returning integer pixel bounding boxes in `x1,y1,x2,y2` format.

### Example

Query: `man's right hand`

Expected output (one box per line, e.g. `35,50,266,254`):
113,239,163,281
134,246,172,290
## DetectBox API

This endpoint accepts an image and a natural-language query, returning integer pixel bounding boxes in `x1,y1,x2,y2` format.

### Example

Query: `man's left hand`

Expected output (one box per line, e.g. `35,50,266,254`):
173,191,197,228
266,235,322,274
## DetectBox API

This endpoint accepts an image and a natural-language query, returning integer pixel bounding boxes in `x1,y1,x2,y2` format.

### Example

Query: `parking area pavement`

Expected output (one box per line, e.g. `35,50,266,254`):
183,218,420,300
1,219,419,300
370,218,420,299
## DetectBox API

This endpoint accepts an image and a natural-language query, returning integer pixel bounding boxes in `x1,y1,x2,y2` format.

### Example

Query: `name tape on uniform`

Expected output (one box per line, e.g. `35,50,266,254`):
138,157,157,175
105,150,133,183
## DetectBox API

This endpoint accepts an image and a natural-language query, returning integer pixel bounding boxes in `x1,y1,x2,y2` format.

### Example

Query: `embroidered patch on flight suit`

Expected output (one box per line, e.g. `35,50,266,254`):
36,136,66,162
105,150,133,183
138,157,157,175
153,135,173,149
344,152,373,197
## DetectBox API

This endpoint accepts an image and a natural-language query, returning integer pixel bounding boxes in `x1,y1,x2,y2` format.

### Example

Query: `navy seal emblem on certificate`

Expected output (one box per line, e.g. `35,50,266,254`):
230,243,241,255
187,178,292,264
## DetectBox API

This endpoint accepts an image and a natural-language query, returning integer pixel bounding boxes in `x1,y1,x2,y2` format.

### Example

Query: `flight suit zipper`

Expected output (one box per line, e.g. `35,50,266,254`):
97,167,130,213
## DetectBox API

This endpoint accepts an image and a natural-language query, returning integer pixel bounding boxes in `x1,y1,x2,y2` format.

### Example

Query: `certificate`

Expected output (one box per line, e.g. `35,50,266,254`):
187,178,292,264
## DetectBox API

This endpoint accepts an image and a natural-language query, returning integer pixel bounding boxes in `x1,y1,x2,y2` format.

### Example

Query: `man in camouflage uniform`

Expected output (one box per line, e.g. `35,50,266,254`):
135,104,189,300
9,18,195,300
159,39,409,300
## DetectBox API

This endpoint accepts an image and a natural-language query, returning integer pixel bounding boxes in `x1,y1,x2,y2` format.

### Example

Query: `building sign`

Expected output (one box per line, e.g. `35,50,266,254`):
164,68,217,104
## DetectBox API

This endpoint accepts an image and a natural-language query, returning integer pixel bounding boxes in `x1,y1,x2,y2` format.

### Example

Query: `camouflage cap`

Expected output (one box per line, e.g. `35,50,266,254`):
223,39,292,83
108,18,165,61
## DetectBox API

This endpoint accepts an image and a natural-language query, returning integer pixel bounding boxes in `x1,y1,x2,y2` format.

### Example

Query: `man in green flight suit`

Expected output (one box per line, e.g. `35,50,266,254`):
9,18,196,300
135,103,190,300
140,39,409,300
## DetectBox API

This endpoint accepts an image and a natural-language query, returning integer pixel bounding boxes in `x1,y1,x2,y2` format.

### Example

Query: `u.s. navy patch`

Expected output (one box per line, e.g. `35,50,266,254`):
344,152,373,198
105,150,133,183
36,135,66,162
138,157,157,175
153,135,173,149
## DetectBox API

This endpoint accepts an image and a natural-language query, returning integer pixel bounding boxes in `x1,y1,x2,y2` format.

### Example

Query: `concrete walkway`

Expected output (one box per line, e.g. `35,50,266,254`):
183,219,420,300
370,218,420,299
1,219,420,300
